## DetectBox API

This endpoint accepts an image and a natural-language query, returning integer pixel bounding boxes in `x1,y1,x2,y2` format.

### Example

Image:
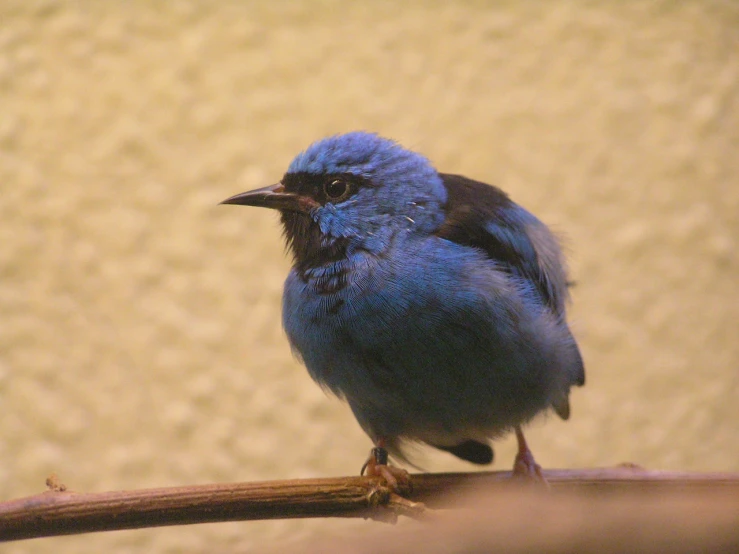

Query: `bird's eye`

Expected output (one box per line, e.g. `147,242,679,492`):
324,179,348,200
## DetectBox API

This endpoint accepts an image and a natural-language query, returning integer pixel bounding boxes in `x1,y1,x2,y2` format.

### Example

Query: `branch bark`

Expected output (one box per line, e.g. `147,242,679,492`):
1,467,738,542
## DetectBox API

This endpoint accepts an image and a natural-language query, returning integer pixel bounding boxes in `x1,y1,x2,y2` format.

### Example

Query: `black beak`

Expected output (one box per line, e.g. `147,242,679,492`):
220,183,316,213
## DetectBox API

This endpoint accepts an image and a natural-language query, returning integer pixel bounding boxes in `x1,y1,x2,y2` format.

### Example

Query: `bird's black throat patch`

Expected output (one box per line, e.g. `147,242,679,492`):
279,171,371,290
280,210,350,280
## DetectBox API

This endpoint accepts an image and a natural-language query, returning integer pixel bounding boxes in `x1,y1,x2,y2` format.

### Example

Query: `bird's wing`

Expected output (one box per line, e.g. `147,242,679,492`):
435,173,585,412
435,173,569,314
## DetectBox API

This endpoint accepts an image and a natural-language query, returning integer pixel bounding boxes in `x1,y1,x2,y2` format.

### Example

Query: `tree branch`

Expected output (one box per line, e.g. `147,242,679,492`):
1,467,738,542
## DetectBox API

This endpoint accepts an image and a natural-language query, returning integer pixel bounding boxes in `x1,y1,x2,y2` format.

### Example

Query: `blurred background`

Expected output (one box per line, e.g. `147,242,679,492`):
1,1,737,552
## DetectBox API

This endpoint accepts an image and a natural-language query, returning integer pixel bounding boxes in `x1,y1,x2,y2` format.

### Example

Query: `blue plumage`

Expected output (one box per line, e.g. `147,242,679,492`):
222,132,584,479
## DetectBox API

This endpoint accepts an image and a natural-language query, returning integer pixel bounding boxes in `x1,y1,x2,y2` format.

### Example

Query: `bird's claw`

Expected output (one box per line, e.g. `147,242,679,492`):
512,449,550,489
362,446,412,495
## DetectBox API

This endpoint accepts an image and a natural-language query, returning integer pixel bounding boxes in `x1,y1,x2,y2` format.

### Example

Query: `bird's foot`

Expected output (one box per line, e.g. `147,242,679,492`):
512,449,548,485
361,446,411,495
511,427,550,489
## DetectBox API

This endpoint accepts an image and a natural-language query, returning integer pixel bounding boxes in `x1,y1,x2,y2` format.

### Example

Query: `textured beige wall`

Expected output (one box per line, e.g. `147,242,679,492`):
1,1,738,552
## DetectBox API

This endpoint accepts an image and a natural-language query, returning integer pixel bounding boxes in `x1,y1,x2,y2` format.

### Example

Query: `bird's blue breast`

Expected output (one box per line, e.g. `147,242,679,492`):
282,233,564,442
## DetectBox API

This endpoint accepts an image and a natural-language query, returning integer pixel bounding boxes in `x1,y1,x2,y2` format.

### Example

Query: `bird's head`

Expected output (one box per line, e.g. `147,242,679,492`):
222,132,447,272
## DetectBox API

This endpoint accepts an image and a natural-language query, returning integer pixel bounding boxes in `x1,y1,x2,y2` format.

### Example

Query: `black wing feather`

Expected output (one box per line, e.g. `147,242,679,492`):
435,440,494,465
435,173,561,312
434,173,585,423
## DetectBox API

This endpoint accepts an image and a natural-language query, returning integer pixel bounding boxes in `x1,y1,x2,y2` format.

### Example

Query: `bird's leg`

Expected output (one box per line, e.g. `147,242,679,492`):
512,426,549,487
361,438,411,494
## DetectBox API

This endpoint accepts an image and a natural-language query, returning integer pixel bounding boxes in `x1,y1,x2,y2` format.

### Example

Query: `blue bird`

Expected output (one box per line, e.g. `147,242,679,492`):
222,132,584,489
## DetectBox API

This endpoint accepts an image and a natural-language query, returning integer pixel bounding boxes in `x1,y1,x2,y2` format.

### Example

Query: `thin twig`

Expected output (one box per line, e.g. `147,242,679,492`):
1,467,738,542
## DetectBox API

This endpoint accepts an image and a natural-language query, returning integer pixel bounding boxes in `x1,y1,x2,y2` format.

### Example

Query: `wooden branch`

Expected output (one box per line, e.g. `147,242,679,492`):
1,468,738,542
294,479,739,554
409,465,739,504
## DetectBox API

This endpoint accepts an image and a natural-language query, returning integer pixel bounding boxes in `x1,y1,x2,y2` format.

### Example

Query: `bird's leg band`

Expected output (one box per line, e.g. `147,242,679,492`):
361,440,411,494
372,446,388,466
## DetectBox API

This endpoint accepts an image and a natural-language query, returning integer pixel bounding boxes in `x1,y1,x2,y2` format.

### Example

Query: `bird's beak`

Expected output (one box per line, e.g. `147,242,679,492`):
220,183,316,213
